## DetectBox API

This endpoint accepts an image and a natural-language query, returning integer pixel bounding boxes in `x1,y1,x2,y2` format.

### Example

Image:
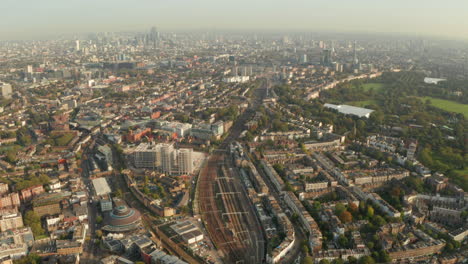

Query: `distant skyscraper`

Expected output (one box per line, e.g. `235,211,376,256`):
319,40,324,49
233,66,238,76
241,66,248,76
75,40,80,52
301,54,308,63
150,27,158,39
149,26,160,47
353,41,359,65
322,50,332,66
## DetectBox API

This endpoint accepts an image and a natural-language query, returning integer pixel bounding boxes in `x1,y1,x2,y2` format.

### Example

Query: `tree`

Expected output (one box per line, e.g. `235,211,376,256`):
114,188,123,198
369,111,384,124
372,215,386,227
358,256,375,264
96,215,103,224
445,242,454,252
245,131,254,141
23,211,44,237
378,250,391,263
339,211,353,223
95,229,103,238
301,240,310,254
17,128,32,146
366,206,374,218
284,182,294,192
319,260,331,264
302,256,314,264
331,259,344,264
335,203,346,215
5,150,17,163
348,202,358,214
12,253,41,264
348,256,358,264
337,234,349,248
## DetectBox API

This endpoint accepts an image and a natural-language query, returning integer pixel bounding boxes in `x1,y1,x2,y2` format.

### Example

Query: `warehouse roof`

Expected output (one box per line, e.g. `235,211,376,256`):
324,103,374,118
92,177,111,196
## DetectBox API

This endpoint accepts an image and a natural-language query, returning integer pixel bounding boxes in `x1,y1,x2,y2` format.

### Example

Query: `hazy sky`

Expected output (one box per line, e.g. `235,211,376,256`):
2,0,468,40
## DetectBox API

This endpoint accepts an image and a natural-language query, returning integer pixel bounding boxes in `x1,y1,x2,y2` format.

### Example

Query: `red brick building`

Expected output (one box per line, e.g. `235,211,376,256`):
126,128,151,142
20,185,45,202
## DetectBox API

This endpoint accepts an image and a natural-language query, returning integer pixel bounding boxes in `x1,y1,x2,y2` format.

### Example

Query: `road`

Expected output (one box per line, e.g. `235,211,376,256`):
78,137,100,264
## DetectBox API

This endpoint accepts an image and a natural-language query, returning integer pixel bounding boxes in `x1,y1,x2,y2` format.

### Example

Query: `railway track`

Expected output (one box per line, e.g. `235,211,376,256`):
198,79,268,263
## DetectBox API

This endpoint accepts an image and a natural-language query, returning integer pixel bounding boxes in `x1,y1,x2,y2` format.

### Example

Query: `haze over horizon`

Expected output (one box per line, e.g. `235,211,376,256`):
2,0,468,40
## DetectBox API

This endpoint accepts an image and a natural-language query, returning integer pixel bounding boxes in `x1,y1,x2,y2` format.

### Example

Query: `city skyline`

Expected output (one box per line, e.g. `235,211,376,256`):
2,0,468,40
0,2,467,264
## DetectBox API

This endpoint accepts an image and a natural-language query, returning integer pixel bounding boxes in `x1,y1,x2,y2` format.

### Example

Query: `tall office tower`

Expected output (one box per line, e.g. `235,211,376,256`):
0,82,12,99
334,63,342,72
248,65,253,76
177,149,193,174
160,143,175,174
301,54,308,63
241,66,248,76
233,66,238,76
150,27,159,41
353,40,359,65
322,50,332,66
149,26,159,48
75,40,80,52
319,40,324,49
331,41,336,55
26,65,33,80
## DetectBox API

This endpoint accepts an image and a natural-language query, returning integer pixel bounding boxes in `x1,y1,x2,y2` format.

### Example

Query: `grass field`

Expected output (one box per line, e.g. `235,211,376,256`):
419,97,468,118
454,168,468,176
362,83,384,92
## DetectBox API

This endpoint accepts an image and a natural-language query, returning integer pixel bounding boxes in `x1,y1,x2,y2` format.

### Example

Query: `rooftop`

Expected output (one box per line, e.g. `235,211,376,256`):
324,103,374,118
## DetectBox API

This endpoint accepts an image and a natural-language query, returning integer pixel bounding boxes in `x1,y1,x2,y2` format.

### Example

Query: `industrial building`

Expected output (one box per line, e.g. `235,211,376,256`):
324,103,374,118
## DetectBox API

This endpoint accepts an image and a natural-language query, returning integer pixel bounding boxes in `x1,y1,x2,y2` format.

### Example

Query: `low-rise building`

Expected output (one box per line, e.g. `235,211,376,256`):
0,212,23,232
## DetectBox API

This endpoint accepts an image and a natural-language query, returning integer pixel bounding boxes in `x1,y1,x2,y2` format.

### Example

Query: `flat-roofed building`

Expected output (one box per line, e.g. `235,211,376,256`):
100,197,113,212
92,178,111,196
0,227,34,260
0,212,23,232
170,220,204,246
324,103,374,118
56,240,83,255
32,192,69,217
